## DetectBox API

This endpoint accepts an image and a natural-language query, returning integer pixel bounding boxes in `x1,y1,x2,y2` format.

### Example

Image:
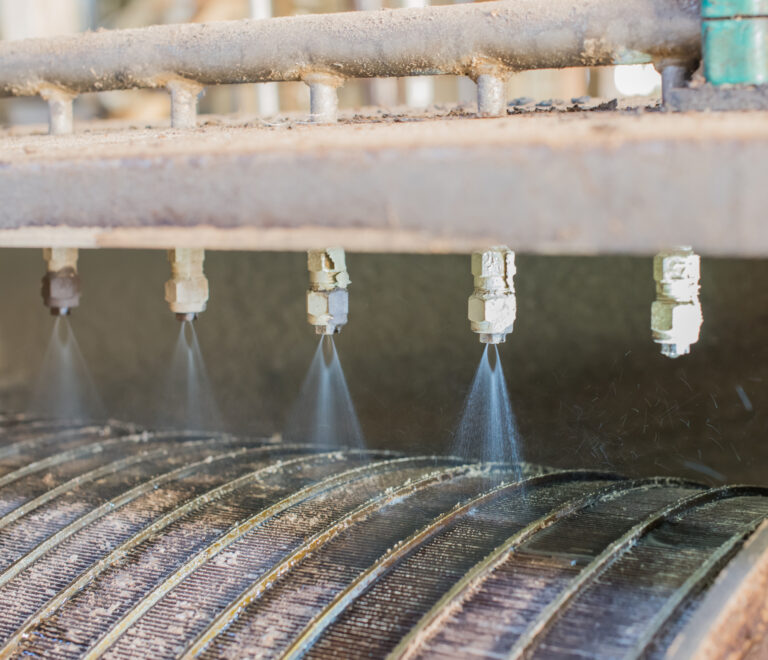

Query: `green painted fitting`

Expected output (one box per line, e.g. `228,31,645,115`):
703,18,768,84
703,0,768,85
702,0,768,18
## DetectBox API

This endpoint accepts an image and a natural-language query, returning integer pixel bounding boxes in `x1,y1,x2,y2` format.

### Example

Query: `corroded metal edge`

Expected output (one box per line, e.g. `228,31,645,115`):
87,456,457,658
666,520,768,660
0,0,699,98
0,447,342,658
180,461,488,659
280,470,619,660
5,114,768,256
388,477,702,660
629,517,768,658
507,486,768,660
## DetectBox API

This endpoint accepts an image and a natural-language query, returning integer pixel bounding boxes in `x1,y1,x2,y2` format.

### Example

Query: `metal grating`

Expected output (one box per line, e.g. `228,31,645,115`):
0,418,765,658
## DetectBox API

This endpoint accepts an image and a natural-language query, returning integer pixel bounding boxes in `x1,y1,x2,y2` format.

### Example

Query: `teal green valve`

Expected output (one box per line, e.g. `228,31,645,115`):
702,0,768,84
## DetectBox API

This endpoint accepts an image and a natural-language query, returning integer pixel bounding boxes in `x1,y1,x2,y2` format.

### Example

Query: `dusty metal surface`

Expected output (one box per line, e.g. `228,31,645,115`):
667,520,768,660
0,0,700,99
2,109,768,255
669,83,768,111
0,418,766,659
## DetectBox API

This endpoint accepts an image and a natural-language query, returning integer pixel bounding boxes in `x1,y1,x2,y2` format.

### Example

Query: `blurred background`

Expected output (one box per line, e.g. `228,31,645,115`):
0,0,663,126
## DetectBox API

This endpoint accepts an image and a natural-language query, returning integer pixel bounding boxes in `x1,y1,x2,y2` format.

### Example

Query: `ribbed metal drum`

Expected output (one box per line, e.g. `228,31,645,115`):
0,416,767,659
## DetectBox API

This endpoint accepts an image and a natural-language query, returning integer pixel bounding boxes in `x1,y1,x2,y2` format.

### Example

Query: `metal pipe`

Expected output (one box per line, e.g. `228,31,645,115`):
46,98,74,135
167,80,202,129
40,88,75,135
305,74,340,124
476,74,506,117
0,0,701,99
660,64,688,107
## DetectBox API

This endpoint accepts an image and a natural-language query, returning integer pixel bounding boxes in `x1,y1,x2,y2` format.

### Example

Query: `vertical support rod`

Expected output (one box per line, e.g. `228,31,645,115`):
168,80,203,129
660,65,687,107
48,97,74,135
249,0,280,117
305,74,341,124
41,88,75,135
476,74,506,117
403,0,434,108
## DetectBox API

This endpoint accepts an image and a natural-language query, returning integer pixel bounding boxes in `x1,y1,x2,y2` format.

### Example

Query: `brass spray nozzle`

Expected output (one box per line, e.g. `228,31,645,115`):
165,248,209,322
41,248,81,316
651,246,702,358
468,246,517,344
307,247,350,335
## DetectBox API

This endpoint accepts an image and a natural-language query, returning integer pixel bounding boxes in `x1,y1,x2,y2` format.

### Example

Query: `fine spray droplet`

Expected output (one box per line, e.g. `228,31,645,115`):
284,335,365,450
28,316,105,421
157,320,223,431
454,344,523,481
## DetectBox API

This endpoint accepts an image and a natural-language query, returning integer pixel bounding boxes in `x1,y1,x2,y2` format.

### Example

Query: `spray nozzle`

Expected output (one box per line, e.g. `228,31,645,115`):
468,246,516,345
41,248,81,316
307,247,350,335
651,246,703,358
165,248,209,322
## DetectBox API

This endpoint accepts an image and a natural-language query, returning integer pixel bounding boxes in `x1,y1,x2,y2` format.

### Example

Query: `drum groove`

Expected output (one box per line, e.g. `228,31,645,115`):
508,486,768,659
0,445,319,656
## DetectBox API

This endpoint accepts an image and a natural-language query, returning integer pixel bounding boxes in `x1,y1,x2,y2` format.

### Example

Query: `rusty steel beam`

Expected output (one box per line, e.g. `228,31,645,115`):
0,0,700,99
0,111,767,256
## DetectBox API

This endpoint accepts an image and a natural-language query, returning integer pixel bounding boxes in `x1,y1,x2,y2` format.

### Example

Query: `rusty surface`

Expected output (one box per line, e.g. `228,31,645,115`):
0,419,766,659
0,0,700,98
667,520,768,660
2,109,768,255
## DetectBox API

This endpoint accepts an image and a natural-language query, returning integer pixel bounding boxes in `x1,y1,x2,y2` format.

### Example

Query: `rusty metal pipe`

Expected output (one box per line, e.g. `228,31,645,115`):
0,0,700,99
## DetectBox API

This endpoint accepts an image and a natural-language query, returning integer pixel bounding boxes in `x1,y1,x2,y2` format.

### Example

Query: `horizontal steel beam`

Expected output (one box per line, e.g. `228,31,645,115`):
0,111,766,256
0,0,701,98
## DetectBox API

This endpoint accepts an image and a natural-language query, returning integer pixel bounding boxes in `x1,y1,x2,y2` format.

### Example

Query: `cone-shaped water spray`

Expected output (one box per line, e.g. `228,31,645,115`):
286,247,364,449
457,248,523,476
